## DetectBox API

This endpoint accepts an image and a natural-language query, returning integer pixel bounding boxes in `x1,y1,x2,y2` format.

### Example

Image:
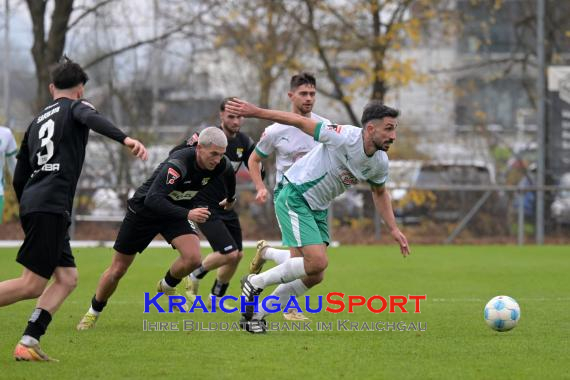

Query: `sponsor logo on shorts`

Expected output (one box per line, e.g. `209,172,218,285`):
224,245,234,252
167,167,181,185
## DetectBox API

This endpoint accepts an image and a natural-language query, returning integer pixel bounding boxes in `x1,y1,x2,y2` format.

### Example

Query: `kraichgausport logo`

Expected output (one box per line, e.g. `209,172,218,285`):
144,292,427,314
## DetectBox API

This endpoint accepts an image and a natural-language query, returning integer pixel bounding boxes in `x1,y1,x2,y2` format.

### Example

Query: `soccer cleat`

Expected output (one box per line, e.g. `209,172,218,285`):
283,309,310,321
249,240,269,274
240,274,264,321
13,342,58,362
156,280,189,312
76,311,99,330
239,317,267,334
183,275,200,302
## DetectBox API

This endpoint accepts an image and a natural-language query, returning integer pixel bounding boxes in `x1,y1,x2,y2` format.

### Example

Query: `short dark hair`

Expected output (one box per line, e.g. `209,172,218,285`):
290,72,316,90
361,101,399,126
50,56,89,90
220,97,237,111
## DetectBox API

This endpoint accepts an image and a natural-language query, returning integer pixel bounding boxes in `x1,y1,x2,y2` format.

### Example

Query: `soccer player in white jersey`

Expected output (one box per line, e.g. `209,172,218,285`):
226,98,410,333
248,73,331,321
0,126,18,223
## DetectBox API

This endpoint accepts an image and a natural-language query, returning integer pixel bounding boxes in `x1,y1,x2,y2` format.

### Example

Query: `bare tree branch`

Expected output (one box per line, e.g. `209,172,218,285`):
67,0,116,31
83,25,190,69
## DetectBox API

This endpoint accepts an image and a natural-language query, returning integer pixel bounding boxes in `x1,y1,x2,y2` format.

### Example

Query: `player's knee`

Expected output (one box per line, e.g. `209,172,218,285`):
57,272,78,291
306,256,328,274
181,253,201,271
225,250,242,265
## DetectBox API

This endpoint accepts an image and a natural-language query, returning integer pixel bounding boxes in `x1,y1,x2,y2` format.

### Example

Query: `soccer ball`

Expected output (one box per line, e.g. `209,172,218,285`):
484,295,520,332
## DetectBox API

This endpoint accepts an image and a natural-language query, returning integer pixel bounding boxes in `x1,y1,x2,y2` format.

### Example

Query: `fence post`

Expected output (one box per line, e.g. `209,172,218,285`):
517,190,525,246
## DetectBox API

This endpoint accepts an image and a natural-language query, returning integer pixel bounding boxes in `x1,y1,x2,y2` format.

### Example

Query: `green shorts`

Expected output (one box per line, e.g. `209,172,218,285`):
273,181,284,205
274,184,329,247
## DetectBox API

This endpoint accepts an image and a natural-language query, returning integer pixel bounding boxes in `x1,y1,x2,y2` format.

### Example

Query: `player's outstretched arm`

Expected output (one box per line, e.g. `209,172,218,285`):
371,184,410,257
123,137,148,161
72,100,148,161
226,98,319,137
248,150,268,203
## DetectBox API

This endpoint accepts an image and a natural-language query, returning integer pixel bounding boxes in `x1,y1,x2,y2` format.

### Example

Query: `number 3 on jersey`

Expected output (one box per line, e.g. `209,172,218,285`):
37,119,55,165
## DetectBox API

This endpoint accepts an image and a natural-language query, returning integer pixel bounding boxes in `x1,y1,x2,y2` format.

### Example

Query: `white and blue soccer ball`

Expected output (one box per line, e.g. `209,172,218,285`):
484,295,520,332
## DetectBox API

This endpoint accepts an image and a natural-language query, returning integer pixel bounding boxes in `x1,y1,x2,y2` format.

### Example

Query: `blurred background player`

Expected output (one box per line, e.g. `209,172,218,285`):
227,98,410,333
0,57,147,361
179,98,263,307
0,125,17,223
247,73,331,321
77,127,235,330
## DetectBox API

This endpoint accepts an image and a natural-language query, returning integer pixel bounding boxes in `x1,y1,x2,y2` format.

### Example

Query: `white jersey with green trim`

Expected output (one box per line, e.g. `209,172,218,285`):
284,123,389,211
0,126,18,196
255,113,331,188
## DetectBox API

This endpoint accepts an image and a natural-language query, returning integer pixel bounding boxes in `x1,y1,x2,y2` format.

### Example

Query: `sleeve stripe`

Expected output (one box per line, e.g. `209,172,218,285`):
6,150,18,157
314,121,324,141
255,146,269,158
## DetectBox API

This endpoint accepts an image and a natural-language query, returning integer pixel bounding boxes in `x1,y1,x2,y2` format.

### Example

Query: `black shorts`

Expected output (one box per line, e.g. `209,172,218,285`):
16,212,75,279
113,209,198,255
198,211,243,254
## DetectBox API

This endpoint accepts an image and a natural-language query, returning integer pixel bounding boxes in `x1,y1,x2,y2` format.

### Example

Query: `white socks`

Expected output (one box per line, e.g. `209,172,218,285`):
254,279,309,320
264,248,291,265
20,335,39,346
88,307,100,316
250,257,307,289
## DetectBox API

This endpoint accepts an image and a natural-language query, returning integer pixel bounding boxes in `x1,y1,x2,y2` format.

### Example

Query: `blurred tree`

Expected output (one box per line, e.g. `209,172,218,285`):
25,0,199,111
207,0,305,110
282,0,453,125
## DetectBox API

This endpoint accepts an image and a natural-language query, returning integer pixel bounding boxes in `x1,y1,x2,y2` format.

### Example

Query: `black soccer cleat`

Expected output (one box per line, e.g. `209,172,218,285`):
240,274,263,321
239,317,267,334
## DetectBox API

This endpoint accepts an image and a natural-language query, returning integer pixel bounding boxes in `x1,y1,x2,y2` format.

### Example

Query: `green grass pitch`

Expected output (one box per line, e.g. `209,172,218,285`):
1,245,569,379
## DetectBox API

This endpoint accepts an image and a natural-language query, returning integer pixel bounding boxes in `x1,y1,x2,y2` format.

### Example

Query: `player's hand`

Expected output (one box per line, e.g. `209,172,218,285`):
225,98,259,118
219,197,236,210
188,207,210,223
390,227,410,257
124,137,148,161
255,187,268,203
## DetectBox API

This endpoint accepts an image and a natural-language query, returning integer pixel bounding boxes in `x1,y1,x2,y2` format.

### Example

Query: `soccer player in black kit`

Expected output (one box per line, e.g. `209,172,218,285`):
178,98,262,307
0,58,147,361
76,127,237,330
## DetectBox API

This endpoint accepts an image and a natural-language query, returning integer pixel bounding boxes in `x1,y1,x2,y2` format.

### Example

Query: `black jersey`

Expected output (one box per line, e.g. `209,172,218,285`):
172,126,257,213
14,97,127,217
128,147,236,220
